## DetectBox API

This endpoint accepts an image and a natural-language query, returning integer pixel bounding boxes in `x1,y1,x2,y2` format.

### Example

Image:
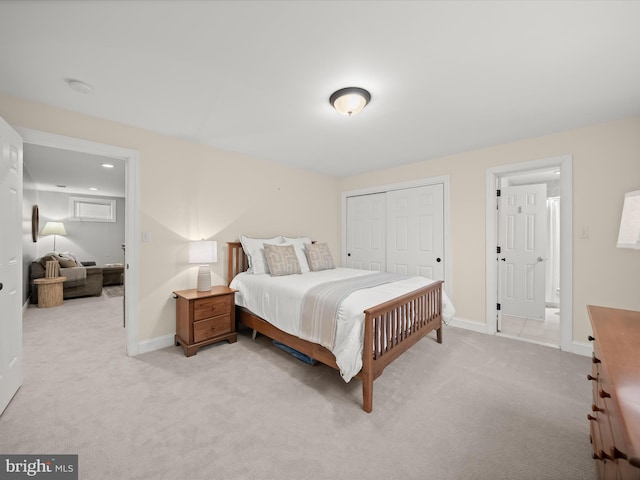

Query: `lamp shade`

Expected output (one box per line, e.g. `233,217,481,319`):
617,190,640,249
189,240,217,292
41,221,67,236
188,240,217,264
330,87,371,116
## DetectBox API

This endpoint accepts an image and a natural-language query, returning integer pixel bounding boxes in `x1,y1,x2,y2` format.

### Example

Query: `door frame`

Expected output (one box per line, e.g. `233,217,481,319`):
341,175,451,297
17,128,141,356
485,155,573,351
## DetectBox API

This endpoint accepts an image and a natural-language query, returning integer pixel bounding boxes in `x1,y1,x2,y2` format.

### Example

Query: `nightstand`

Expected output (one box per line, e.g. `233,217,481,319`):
173,286,237,357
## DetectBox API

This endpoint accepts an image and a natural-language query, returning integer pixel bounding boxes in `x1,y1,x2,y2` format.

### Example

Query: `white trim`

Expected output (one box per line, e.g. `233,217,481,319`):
138,334,175,355
486,155,573,352
341,175,452,298
571,341,593,357
447,317,488,334
16,128,141,356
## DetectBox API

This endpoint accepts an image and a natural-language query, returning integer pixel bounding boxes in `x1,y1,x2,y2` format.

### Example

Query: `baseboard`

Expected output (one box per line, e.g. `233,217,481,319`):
447,316,488,334
138,334,175,355
571,340,593,357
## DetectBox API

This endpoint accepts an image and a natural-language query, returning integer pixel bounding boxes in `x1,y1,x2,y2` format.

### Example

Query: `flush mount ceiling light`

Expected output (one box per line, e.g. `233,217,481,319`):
330,87,371,116
65,78,93,94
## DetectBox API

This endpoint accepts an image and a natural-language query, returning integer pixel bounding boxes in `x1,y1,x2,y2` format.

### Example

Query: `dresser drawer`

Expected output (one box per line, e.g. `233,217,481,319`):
194,314,231,343
194,295,231,321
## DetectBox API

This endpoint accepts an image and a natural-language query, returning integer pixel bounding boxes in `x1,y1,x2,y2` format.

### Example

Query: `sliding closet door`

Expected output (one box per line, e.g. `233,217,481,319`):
387,184,444,280
345,193,386,271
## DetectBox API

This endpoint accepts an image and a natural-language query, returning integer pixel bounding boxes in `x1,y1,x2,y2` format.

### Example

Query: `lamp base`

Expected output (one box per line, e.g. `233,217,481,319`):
196,265,211,292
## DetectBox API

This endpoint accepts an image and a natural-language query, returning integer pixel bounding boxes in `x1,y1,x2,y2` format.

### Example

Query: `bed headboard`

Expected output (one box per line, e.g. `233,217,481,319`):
227,241,248,286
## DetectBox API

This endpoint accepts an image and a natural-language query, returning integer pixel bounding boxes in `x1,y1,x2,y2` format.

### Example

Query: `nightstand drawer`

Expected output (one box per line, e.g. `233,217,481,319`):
194,315,231,343
194,295,231,321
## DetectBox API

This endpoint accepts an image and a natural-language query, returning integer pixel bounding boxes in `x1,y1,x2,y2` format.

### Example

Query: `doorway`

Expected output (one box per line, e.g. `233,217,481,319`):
486,156,573,351
497,173,560,346
17,128,141,356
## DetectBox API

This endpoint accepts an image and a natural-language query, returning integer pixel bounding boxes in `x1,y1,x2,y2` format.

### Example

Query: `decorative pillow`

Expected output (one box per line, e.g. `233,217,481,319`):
304,243,335,271
39,253,78,268
283,236,311,273
58,253,81,268
62,252,83,266
263,244,301,276
240,235,283,274
57,256,78,268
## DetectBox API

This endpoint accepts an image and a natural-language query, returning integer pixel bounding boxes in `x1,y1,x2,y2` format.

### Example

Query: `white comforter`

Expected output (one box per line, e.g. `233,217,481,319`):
230,268,455,382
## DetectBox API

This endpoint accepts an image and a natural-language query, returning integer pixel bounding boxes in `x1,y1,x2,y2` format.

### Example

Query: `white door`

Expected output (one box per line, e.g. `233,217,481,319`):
345,193,386,271
0,116,23,415
387,184,444,280
498,184,547,320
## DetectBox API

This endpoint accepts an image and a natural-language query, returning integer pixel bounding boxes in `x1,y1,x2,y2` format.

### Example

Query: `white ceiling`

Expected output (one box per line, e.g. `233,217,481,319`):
2,1,640,180
23,144,126,198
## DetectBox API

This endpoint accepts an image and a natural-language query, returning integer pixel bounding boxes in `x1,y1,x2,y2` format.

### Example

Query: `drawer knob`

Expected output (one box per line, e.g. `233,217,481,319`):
592,355,601,364
591,404,604,413
586,374,597,381
587,414,597,421
588,335,595,342
599,389,611,399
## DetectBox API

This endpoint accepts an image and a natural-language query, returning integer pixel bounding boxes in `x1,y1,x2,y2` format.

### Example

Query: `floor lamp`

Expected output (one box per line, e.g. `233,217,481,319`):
41,221,67,252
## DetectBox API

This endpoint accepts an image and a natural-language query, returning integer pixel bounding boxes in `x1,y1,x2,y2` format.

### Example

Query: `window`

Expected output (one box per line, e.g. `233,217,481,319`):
69,196,116,222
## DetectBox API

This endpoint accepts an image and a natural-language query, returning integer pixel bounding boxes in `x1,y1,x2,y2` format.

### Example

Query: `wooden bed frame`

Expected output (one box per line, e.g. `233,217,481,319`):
226,241,443,413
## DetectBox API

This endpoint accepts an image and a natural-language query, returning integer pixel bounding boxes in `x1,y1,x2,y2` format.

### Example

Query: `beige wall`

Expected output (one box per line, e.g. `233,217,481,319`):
338,117,640,344
1,94,340,342
4,91,639,349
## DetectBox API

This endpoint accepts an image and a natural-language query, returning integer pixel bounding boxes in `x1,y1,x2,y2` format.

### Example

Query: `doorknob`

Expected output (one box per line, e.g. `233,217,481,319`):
436,258,441,263
500,258,506,262
537,257,546,262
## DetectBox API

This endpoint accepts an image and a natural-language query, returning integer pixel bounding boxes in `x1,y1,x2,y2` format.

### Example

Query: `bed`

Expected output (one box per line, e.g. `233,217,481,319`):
227,239,453,412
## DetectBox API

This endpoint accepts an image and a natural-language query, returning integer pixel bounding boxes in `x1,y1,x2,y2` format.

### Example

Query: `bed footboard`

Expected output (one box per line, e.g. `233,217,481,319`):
360,280,443,412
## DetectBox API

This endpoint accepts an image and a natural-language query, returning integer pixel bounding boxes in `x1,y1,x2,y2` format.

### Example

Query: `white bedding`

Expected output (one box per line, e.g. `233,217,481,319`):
230,268,455,382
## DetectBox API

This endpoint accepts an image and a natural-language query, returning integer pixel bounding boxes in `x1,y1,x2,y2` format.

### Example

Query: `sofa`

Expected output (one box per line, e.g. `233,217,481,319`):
30,253,104,304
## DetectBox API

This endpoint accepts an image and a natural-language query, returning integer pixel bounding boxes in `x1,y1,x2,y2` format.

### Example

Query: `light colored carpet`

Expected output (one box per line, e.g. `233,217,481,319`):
1,294,595,480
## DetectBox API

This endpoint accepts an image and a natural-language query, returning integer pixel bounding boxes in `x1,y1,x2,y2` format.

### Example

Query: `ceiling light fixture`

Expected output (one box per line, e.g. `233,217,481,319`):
101,163,114,169
65,78,93,94
330,87,371,116
89,187,99,191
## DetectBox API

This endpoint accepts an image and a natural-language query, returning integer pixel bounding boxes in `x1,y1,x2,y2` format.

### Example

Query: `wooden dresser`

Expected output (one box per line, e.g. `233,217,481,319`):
587,305,640,480
173,286,237,357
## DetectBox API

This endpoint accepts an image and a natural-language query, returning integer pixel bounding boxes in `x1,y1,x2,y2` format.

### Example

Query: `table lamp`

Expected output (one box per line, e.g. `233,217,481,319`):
617,190,640,249
189,240,217,291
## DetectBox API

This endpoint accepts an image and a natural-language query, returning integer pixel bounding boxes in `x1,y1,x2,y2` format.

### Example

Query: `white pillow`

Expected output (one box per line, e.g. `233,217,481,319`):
283,236,311,273
240,235,283,274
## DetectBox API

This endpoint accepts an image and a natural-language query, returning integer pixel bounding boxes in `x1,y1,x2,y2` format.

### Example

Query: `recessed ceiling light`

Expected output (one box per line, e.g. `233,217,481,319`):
101,163,114,169
89,187,99,191
64,78,93,94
